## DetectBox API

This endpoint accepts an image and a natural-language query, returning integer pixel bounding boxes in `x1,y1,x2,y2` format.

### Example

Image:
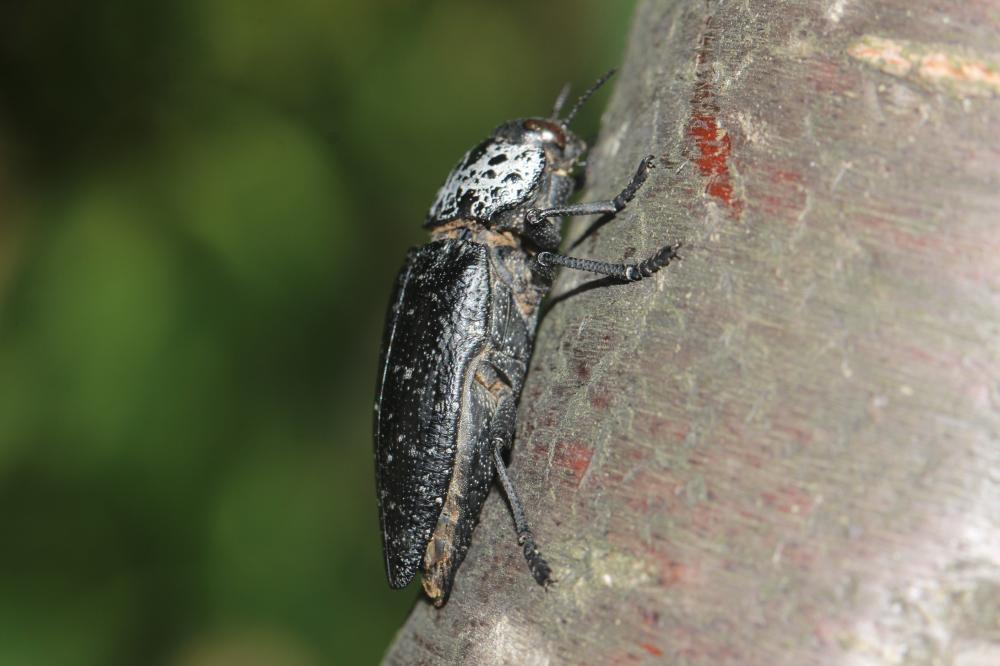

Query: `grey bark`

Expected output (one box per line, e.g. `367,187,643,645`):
385,1,1000,664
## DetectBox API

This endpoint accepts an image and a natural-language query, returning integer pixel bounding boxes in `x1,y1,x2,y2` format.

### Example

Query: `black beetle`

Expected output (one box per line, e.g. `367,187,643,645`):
374,71,680,606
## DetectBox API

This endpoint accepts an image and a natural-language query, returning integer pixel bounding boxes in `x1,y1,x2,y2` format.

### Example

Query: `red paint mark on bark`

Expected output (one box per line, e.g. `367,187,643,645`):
748,156,809,224
639,642,664,657
687,14,743,217
689,113,738,209
590,389,612,409
657,558,689,587
552,441,594,487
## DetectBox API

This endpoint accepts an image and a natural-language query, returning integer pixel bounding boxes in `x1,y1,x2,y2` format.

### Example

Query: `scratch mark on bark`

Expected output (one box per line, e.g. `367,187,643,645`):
848,35,1000,98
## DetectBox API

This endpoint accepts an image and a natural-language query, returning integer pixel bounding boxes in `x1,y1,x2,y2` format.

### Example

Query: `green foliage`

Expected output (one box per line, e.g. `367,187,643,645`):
0,1,635,663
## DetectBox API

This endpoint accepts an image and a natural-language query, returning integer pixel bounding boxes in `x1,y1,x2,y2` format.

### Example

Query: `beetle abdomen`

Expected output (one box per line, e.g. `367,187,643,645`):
374,239,493,587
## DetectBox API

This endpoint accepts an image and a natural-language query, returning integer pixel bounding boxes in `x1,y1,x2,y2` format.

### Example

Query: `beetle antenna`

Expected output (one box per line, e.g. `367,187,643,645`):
550,82,572,118
561,68,616,127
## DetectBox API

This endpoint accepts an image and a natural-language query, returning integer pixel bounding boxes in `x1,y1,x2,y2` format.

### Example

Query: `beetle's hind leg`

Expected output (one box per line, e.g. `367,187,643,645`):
493,445,553,588
488,386,552,588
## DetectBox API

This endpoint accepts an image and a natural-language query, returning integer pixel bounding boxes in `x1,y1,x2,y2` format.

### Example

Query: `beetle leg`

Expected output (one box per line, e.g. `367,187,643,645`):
522,217,563,251
485,352,525,396
492,443,552,588
485,382,551,588
537,242,681,282
525,155,655,225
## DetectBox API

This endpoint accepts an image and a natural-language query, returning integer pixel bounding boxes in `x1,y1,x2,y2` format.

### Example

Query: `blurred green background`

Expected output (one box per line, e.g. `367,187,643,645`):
0,2,635,664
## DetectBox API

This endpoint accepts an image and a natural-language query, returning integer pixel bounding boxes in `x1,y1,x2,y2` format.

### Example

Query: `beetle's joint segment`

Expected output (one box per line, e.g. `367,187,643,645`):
474,366,509,403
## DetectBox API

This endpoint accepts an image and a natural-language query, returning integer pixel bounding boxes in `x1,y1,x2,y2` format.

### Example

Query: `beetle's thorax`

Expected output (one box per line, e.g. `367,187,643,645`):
424,117,584,234
427,160,575,248
424,121,582,327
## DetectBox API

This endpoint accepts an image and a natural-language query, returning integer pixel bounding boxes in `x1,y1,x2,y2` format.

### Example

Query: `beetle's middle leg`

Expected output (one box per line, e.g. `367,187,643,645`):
538,242,681,282
480,359,552,588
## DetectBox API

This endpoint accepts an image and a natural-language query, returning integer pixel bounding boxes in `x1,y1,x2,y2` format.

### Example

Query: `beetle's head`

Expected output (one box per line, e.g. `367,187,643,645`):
491,117,586,168
490,69,617,171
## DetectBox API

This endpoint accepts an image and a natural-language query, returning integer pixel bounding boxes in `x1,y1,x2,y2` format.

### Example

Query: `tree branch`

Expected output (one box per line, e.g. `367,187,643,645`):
385,1,1000,663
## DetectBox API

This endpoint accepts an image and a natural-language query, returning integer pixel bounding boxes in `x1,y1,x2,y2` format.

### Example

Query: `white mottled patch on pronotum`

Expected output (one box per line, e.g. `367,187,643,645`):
427,140,546,225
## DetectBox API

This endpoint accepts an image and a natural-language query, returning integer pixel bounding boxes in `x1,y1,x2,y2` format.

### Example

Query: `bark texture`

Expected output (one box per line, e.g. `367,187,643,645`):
385,1,1000,663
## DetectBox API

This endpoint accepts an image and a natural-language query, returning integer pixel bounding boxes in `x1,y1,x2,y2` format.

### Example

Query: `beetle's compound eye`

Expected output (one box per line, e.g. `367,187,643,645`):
523,119,567,150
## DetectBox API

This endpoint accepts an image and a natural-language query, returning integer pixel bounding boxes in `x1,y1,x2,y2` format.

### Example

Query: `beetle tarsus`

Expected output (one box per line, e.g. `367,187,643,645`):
518,530,552,587
612,154,656,210
631,241,683,280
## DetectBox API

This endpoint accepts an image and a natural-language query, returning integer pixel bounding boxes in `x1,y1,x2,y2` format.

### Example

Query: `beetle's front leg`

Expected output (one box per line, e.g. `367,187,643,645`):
525,155,655,226
487,383,552,588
